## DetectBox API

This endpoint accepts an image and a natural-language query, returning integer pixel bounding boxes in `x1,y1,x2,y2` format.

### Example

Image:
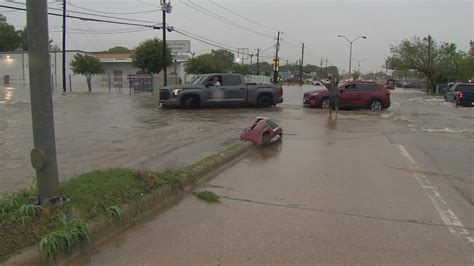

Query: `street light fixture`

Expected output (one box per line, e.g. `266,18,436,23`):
338,35,367,76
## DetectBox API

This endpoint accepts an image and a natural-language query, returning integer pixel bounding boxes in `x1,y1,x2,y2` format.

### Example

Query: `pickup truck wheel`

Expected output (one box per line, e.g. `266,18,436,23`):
182,96,200,109
370,100,383,111
257,96,272,108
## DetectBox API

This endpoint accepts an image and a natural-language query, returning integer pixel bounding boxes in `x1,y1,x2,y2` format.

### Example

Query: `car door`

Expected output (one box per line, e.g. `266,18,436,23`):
223,75,246,104
358,83,378,106
339,83,359,107
205,75,225,105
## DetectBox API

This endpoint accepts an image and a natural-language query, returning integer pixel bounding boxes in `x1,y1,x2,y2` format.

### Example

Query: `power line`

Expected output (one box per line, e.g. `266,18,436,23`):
0,4,158,28
209,0,278,32
68,2,161,15
179,0,274,39
7,1,159,24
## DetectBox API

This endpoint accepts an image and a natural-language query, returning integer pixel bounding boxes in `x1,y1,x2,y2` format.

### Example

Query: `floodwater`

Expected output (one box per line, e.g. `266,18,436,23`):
0,83,472,197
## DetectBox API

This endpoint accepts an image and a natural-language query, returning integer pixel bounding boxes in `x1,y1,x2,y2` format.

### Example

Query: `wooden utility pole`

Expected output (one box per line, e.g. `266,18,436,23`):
256,48,260,74
427,35,432,94
300,43,304,86
273,31,280,84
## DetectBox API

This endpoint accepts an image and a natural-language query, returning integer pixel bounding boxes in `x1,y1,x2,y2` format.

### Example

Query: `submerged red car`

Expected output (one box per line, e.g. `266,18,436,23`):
303,81,391,111
240,117,282,146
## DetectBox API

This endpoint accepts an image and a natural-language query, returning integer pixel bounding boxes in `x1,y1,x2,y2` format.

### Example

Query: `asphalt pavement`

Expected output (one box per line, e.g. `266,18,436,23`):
71,86,474,265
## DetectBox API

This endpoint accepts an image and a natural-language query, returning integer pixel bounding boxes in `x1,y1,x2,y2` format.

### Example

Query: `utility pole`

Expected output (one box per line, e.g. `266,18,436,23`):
300,43,304,86
320,57,323,78
161,0,171,87
427,35,432,94
273,31,280,84
256,48,260,74
62,0,66,92
250,54,253,73
27,0,60,205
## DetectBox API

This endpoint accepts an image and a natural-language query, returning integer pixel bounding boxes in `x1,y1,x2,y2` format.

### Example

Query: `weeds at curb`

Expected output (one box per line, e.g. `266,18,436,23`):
106,206,123,219
39,218,89,265
194,191,220,203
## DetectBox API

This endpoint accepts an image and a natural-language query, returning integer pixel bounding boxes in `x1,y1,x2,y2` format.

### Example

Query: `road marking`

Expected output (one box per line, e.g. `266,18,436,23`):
398,145,474,249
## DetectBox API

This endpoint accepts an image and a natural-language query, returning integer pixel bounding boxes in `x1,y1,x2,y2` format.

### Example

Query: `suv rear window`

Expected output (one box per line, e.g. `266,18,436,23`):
355,83,377,91
455,84,474,92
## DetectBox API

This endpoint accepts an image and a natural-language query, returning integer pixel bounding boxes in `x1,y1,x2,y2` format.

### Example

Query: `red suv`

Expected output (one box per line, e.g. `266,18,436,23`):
303,82,391,111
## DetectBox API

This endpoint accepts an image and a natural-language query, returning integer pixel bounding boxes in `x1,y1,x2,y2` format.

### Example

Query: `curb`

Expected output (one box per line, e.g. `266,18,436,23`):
5,141,255,266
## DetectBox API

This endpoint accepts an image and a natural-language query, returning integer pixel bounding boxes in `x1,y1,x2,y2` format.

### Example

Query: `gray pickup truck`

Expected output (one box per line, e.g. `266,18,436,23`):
159,73,283,108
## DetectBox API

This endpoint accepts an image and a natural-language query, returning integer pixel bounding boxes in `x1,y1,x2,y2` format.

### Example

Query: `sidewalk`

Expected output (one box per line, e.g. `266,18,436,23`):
74,109,474,265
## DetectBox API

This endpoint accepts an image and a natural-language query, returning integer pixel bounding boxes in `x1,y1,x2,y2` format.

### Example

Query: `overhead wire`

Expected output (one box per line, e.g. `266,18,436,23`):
209,0,278,32
68,2,161,15
179,0,274,40
1,3,282,62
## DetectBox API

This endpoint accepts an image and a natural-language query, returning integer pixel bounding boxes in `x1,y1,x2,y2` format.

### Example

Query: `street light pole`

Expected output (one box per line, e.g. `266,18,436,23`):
338,35,367,76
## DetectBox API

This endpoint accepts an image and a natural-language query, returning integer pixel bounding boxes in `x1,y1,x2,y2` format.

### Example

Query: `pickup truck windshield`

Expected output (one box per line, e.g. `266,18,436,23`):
190,75,209,85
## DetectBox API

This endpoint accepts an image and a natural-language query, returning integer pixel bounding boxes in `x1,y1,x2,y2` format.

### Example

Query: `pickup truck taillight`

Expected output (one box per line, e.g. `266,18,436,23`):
458,92,465,100
278,87,283,97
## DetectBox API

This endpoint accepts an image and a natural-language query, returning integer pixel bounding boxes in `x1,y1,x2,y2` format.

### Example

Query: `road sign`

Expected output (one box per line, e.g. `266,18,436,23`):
168,40,191,53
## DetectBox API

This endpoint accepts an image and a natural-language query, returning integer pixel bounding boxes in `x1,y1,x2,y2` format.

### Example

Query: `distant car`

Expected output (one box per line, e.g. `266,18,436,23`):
386,79,395,90
445,83,474,107
240,117,282,146
312,80,325,86
303,81,391,111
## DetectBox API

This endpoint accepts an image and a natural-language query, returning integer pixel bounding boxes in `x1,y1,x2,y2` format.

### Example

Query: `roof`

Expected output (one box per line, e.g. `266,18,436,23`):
0,50,89,55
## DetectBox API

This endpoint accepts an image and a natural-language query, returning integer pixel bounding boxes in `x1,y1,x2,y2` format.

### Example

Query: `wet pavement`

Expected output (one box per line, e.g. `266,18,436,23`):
2,82,473,263
70,86,474,264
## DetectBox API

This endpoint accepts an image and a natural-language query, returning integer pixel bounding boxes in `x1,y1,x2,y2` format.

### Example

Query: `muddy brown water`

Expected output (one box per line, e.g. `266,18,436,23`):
0,83,472,195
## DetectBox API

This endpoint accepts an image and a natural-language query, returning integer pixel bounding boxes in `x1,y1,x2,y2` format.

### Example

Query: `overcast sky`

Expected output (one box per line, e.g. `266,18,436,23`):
1,0,473,73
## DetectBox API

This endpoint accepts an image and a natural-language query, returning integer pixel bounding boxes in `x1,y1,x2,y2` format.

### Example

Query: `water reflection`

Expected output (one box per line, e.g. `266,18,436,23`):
1,87,14,104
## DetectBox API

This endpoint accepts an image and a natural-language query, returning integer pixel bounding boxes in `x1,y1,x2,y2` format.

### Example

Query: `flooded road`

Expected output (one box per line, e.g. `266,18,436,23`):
71,85,474,265
0,83,472,204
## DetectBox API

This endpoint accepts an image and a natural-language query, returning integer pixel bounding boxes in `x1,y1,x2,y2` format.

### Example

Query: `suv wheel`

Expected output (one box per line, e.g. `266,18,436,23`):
321,98,330,110
370,100,383,111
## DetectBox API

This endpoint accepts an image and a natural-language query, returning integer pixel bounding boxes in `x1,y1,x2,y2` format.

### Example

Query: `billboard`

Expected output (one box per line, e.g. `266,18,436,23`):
168,40,191,54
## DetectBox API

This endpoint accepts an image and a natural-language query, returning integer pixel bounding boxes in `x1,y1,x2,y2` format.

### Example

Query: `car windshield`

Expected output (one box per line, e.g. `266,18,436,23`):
2,2,472,265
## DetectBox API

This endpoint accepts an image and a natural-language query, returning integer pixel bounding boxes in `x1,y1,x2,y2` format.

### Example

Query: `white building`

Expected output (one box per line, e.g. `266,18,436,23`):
0,50,189,91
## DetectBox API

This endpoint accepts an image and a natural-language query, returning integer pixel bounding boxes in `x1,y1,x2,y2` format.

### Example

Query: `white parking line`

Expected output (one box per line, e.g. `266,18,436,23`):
398,145,474,261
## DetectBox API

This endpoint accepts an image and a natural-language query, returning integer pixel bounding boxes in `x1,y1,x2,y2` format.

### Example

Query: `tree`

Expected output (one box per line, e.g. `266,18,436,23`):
231,63,251,75
387,36,458,93
185,54,220,74
184,49,236,74
210,49,234,71
132,39,172,74
70,54,104,92
108,46,130,53
0,16,20,51
352,71,361,80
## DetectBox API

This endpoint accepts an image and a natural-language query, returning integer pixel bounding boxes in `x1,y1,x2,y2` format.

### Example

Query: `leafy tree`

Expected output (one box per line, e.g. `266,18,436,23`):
185,54,220,74
132,39,172,74
387,36,458,93
0,16,20,51
108,46,130,53
231,63,251,75
352,71,361,80
185,49,236,74
210,49,234,71
70,54,104,92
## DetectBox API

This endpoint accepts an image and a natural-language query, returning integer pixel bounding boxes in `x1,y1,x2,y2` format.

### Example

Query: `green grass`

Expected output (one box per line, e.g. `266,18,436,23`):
0,168,183,264
194,191,220,203
0,143,244,264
